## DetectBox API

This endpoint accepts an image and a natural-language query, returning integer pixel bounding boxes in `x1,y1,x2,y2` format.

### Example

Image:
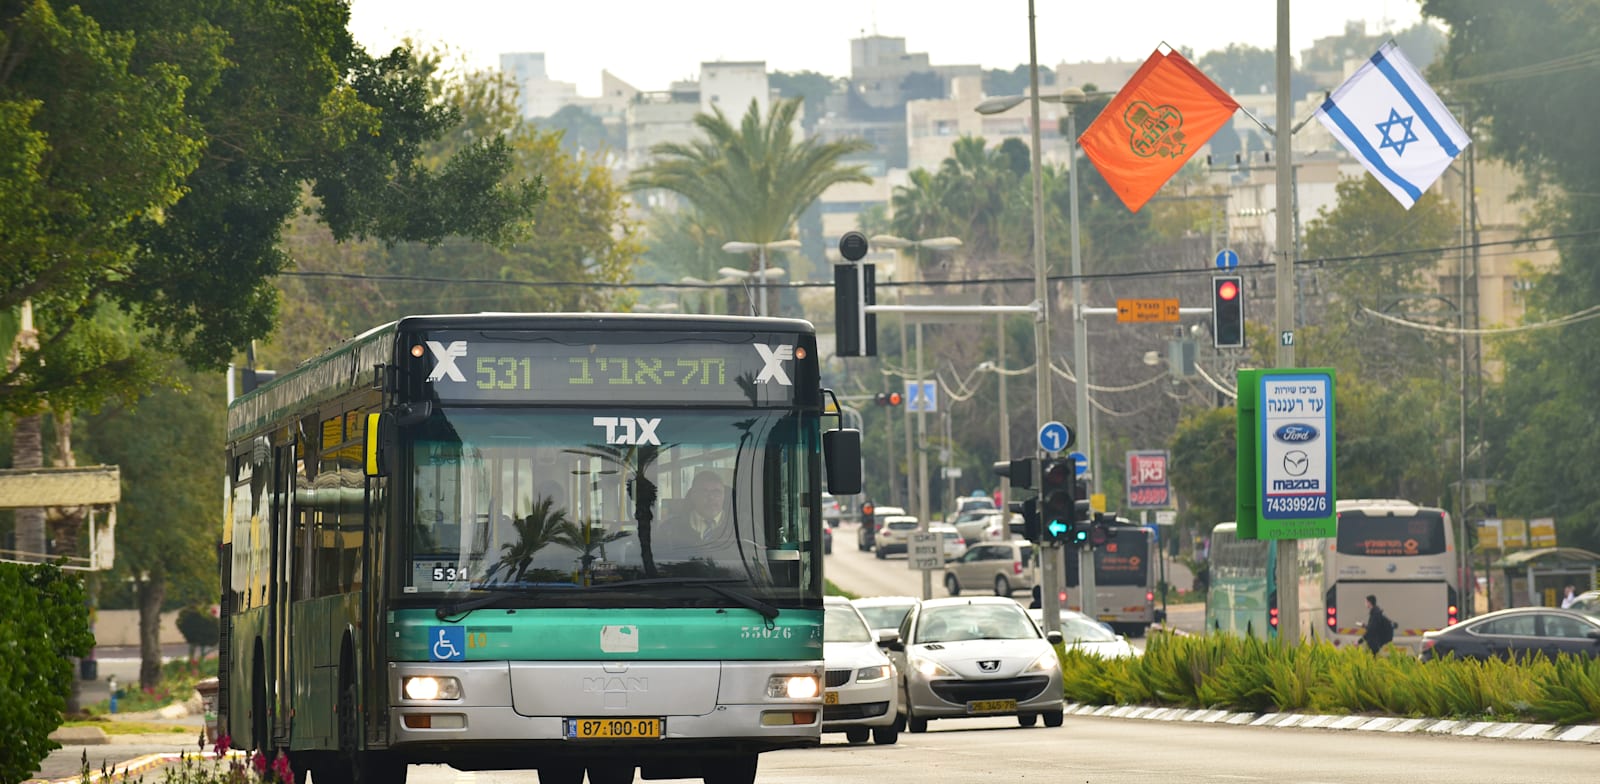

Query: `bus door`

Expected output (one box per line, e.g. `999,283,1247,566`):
270,441,295,746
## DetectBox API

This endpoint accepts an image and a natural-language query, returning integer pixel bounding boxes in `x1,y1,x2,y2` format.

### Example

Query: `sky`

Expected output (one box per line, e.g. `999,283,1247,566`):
347,0,1427,96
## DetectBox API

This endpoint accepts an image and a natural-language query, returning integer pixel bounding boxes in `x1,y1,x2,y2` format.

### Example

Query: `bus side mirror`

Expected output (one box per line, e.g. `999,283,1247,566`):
823,428,862,495
365,412,398,477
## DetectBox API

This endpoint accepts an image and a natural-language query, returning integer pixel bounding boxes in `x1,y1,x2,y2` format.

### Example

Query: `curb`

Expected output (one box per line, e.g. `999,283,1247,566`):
1067,702,1600,743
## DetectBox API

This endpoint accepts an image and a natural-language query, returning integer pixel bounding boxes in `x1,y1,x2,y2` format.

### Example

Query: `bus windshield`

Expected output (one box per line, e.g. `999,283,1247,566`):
402,406,819,601
1335,512,1447,557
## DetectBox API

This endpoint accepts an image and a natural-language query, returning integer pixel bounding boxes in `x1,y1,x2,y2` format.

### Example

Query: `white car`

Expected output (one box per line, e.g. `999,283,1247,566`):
887,596,1065,732
927,523,968,560
873,515,921,558
851,596,920,639
950,510,1011,544
1028,608,1141,659
823,597,900,744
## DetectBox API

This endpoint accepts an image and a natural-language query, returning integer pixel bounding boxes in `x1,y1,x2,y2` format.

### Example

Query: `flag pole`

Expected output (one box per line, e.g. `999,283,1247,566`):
1273,0,1301,644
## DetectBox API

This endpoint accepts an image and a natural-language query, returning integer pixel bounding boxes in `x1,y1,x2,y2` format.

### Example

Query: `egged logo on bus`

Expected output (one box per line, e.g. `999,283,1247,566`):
1272,423,1319,443
754,343,795,385
594,417,661,446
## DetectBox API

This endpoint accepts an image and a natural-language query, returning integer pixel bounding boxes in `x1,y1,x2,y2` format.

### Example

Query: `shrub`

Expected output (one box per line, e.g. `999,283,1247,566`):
0,562,95,784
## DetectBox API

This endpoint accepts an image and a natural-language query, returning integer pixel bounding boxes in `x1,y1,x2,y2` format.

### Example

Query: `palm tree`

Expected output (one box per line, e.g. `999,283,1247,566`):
486,495,573,584
630,97,871,276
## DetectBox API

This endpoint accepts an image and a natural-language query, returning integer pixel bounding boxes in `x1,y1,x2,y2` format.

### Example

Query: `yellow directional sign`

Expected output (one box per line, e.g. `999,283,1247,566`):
1116,298,1180,323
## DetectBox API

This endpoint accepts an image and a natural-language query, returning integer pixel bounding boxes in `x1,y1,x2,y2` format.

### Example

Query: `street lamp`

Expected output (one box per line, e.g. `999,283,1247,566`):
976,84,1092,497
865,234,962,536
720,239,801,317
965,0,1081,633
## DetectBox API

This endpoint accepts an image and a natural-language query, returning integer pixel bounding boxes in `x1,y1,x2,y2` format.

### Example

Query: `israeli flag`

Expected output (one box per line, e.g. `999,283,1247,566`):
1315,42,1470,209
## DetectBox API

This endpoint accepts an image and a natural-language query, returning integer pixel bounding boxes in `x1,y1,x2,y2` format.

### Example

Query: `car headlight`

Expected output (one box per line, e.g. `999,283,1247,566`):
402,676,462,700
910,656,954,677
1025,650,1060,673
854,664,892,683
767,674,820,699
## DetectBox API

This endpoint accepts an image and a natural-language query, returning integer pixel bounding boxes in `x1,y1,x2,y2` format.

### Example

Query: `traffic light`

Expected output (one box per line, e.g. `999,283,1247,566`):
1039,458,1076,542
874,391,903,407
990,457,1035,490
1212,275,1244,348
1010,497,1041,543
834,232,876,357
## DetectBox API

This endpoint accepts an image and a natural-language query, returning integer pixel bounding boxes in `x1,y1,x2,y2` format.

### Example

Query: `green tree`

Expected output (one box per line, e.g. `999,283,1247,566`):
0,563,93,784
267,51,639,366
1424,0,1600,547
83,369,223,688
538,104,624,156
1,0,542,416
629,97,871,301
769,70,844,132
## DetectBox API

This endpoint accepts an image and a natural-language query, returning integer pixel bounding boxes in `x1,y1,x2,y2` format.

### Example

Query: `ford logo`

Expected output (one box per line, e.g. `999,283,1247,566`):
1273,424,1319,443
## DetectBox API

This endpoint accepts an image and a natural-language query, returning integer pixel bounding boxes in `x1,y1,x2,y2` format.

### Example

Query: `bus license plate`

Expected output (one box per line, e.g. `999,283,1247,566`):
967,699,1017,714
566,718,664,739
1098,614,1118,622
824,691,840,705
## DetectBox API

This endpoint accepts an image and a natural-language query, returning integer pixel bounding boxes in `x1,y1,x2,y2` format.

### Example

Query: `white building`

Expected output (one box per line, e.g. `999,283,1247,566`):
499,52,578,119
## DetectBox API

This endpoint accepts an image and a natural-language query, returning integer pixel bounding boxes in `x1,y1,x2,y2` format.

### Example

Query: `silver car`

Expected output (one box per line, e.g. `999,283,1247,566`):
887,597,1065,732
822,597,900,744
851,596,920,639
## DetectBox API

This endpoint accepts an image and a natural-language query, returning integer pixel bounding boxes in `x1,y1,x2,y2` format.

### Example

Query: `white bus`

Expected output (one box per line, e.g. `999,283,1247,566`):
1318,499,1462,652
1060,523,1159,638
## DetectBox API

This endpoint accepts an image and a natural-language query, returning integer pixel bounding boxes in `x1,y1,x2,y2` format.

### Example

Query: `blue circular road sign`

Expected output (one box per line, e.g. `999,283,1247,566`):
1215,248,1239,269
1037,421,1073,454
1067,451,1088,476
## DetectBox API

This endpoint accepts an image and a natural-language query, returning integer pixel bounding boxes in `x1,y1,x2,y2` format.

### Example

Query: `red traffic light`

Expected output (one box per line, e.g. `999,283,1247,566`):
1217,279,1239,301
886,391,902,406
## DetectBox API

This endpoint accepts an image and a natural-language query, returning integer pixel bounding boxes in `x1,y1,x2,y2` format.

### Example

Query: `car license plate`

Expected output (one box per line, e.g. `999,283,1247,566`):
565,718,664,739
966,699,1017,714
824,691,840,705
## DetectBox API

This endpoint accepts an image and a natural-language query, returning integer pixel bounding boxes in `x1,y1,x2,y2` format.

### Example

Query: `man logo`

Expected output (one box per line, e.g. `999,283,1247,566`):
754,344,794,385
426,340,468,382
594,417,662,446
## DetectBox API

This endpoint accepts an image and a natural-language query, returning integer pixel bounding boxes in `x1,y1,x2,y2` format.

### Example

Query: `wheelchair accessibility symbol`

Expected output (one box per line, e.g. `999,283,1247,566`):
430,626,466,661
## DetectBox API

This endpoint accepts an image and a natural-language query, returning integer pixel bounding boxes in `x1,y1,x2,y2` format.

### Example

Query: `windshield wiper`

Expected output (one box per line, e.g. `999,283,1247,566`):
435,585,575,621
591,577,781,623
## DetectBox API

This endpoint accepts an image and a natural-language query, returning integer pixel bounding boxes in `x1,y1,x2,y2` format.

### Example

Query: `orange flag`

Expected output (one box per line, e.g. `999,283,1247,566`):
1078,48,1239,212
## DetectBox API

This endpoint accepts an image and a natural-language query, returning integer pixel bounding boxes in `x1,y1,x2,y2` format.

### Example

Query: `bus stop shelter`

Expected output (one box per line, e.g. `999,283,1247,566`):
1488,547,1600,610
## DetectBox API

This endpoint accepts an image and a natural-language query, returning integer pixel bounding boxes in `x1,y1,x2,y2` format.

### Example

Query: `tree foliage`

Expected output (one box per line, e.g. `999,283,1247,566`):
266,50,639,367
629,97,871,257
1423,0,1600,548
0,0,541,416
0,562,93,783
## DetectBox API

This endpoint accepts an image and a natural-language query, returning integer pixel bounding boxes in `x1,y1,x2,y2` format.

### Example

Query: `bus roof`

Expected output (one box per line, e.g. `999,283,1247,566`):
1335,499,1443,516
394,312,815,334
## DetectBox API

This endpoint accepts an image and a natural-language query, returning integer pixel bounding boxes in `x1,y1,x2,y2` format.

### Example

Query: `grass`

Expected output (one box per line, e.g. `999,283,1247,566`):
84,657,218,716
61,719,198,735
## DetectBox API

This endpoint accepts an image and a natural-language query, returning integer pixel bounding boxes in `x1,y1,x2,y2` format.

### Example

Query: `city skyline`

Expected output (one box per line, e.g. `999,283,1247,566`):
347,0,1426,96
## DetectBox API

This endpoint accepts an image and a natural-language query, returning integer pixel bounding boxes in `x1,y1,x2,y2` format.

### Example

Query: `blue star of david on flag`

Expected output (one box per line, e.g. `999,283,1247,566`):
1315,42,1471,209
1375,109,1420,156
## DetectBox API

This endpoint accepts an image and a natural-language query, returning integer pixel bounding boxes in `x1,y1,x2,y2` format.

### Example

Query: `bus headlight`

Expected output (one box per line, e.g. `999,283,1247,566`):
854,664,892,683
402,676,462,701
767,674,820,699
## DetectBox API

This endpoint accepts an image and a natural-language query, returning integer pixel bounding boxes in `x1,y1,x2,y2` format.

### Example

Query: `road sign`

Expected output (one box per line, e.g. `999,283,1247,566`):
905,380,938,412
1037,421,1072,453
1237,369,1337,540
1215,248,1239,269
908,531,942,570
1116,298,1180,323
1067,451,1088,476
1126,450,1170,509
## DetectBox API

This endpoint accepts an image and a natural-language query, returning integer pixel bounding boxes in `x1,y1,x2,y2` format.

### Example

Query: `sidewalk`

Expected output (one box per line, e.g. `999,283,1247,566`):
29,709,207,784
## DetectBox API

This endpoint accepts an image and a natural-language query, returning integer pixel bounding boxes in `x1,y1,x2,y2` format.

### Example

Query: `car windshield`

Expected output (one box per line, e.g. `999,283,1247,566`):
918,604,1038,643
824,605,873,643
856,603,915,630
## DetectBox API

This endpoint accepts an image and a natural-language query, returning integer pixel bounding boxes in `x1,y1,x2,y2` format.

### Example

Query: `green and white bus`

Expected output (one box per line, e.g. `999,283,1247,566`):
220,313,861,784
1202,523,1324,642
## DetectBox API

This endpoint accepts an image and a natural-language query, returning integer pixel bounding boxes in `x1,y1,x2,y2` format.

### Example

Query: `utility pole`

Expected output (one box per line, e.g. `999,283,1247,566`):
1273,0,1301,642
